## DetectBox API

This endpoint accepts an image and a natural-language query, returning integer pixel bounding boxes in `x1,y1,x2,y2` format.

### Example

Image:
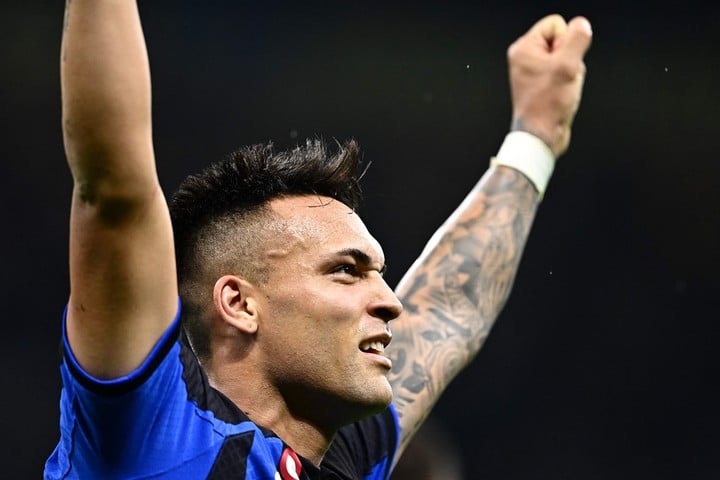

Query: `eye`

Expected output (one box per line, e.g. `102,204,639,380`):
332,264,359,276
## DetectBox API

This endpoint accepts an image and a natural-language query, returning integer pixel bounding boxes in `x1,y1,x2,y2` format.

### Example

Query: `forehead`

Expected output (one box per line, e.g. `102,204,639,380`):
267,195,384,261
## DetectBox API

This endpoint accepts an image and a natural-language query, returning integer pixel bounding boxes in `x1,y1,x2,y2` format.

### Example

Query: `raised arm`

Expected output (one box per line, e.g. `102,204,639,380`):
61,0,177,379
387,14,593,458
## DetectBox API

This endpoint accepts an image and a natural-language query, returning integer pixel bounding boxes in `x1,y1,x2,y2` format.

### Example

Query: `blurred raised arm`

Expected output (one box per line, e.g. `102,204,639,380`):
61,0,177,379
388,14,593,460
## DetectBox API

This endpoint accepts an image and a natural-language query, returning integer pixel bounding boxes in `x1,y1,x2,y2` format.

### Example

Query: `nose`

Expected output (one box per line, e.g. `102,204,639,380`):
367,276,403,322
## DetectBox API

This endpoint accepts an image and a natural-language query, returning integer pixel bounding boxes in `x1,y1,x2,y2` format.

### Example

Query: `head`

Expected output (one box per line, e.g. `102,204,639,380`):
169,139,403,424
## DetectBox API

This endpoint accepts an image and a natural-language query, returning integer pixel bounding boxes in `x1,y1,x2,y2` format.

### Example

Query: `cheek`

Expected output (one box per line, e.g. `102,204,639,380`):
263,279,365,339
309,288,363,326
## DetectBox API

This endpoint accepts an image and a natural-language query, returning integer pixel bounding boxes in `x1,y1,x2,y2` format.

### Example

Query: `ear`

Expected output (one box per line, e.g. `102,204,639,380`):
212,275,259,335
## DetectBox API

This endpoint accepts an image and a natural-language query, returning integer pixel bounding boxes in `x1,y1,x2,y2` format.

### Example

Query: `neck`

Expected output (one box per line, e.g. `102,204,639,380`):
209,360,336,466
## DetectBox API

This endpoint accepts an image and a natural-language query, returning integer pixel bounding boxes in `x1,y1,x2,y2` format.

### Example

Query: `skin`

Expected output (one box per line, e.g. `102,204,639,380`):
388,15,593,460
209,195,402,462
59,0,592,471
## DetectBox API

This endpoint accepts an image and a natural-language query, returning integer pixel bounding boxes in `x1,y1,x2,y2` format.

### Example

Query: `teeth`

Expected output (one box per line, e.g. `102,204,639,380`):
360,341,385,353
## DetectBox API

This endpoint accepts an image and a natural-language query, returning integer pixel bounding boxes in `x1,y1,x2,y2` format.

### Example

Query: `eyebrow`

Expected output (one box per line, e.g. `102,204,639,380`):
336,248,388,275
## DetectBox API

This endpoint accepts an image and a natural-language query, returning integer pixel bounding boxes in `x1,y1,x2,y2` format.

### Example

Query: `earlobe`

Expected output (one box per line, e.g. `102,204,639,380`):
213,275,259,334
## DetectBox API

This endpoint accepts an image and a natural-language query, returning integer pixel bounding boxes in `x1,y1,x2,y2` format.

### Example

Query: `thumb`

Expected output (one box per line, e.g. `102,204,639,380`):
556,16,593,60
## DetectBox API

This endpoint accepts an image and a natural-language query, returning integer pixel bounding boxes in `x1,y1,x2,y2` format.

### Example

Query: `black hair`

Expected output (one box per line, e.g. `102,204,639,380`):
168,138,365,362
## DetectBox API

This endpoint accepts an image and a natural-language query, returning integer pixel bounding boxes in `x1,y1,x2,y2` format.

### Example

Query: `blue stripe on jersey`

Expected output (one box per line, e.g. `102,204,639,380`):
45,300,400,479
45,302,282,479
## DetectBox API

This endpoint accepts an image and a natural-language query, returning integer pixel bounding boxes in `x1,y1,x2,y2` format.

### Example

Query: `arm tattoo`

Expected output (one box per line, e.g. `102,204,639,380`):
388,166,539,453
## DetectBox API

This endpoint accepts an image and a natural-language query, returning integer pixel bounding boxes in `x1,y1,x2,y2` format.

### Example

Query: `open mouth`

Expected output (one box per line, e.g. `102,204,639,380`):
359,340,386,355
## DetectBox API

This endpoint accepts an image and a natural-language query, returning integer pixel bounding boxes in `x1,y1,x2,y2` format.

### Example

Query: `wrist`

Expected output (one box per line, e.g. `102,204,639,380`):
490,131,556,198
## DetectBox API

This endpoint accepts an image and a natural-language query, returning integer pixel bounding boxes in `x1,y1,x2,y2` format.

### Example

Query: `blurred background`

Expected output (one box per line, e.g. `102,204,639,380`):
3,0,720,478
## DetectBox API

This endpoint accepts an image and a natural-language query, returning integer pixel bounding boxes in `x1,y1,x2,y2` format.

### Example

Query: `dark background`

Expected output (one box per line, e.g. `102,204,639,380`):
3,0,720,478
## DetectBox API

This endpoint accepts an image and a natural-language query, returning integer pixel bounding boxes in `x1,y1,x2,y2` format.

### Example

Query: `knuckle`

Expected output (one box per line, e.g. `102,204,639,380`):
507,40,532,65
506,41,520,61
554,57,580,80
545,13,565,24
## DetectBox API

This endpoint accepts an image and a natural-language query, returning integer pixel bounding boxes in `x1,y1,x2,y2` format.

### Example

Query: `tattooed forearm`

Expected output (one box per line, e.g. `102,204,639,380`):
388,165,539,454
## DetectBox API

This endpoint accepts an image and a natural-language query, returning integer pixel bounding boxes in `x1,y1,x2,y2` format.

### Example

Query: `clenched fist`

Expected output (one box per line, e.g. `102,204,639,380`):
507,15,593,157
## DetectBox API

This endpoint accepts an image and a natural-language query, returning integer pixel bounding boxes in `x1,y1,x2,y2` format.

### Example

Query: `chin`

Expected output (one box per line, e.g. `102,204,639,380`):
356,379,393,416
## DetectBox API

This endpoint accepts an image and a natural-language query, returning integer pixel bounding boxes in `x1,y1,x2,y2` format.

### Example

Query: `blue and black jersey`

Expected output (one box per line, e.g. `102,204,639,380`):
44,302,400,479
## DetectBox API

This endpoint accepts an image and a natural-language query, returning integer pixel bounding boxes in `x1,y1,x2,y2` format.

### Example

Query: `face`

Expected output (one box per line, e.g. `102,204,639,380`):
252,195,403,427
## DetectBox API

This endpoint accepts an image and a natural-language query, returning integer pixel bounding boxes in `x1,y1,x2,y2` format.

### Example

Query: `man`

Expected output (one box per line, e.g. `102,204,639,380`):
45,1,592,478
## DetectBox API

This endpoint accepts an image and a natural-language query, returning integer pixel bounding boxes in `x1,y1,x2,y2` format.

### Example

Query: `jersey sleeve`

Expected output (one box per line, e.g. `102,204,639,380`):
45,300,227,479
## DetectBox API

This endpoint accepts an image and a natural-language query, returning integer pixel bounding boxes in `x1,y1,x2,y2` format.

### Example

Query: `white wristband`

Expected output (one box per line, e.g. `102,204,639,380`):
490,131,556,198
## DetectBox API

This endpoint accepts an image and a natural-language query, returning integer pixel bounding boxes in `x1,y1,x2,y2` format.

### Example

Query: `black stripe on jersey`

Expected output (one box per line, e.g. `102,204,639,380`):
206,431,255,479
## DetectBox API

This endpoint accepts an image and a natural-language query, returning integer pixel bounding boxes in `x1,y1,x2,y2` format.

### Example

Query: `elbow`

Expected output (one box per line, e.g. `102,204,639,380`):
64,130,159,224
72,168,161,226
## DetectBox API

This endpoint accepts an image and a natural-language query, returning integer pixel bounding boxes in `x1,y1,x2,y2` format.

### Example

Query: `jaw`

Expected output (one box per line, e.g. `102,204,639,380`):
280,365,393,431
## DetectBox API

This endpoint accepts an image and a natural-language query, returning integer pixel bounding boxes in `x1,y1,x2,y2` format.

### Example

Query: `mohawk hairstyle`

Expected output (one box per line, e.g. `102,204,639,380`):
168,138,365,362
